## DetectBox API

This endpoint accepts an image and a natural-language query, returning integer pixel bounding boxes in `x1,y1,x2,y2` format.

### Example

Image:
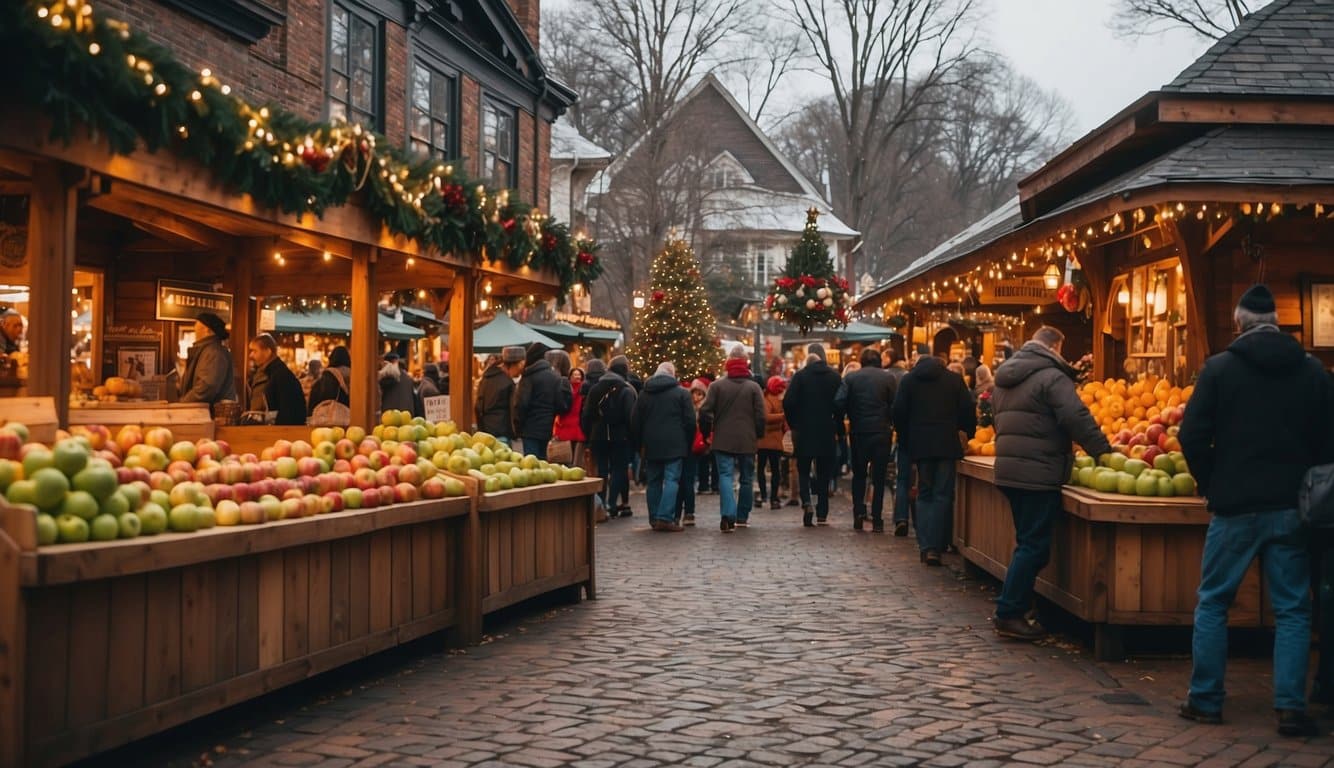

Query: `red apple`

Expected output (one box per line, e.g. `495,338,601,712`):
280,497,303,519
394,482,419,503
369,450,390,470
378,485,396,505
361,488,380,508
421,477,447,499
272,440,293,458
334,439,356,460
300,494,322,517
353,467,378,490
95,449,121,468
322,490,345,513
296,457,323,477
238,500,266,525
149,470,175,492
143,427,173,451
398,463,422,486
396,445,418,465
1145,424,1165,444
1142,446,1164,466
332,459,352,473
358,438,379,456
216,440,232,457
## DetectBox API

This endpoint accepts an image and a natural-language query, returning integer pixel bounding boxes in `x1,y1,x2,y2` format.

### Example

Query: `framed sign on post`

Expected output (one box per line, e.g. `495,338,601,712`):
156,280,233,324
423,394,451,424
1302,277,1334,349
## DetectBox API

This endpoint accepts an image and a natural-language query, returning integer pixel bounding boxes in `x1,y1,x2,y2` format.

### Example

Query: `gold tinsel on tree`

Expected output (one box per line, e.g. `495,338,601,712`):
626,238,724,381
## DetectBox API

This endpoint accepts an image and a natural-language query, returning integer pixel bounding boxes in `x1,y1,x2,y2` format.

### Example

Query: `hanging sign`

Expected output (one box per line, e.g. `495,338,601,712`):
259,309,277,332
978,277,1053,306
156,280,233,323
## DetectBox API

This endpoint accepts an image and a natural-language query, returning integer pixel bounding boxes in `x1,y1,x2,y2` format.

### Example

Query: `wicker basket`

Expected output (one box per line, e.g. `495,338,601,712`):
212,399,242,427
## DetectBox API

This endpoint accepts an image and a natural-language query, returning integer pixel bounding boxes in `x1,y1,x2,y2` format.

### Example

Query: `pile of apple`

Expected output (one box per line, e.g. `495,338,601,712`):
0,408,587,547
1070,451,1196,498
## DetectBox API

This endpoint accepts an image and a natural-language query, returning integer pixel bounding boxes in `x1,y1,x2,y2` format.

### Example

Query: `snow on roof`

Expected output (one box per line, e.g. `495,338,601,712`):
698,187,859,239
551,116,613,162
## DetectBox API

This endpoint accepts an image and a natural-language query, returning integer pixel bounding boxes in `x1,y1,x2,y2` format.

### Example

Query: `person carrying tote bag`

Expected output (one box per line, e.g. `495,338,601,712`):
308,346,352,427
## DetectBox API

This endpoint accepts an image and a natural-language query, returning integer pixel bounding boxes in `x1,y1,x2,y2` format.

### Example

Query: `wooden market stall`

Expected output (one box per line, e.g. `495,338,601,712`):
0,0,607,764
855,3,1334,656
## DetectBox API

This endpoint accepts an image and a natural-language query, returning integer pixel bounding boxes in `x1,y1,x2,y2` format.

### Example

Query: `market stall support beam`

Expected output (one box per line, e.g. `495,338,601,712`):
448,272,476,429
85,193,238,252
350,246,378,429
26,162,80,427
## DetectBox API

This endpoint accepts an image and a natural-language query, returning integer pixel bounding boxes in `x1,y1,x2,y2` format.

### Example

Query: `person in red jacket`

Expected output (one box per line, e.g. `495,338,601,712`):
553,365,587,466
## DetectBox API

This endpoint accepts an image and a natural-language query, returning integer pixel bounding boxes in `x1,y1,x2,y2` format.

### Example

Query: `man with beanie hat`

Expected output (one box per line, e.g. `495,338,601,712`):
1178,284,1334,736
475,347,524,444
181,312,238,410
513,343,571,460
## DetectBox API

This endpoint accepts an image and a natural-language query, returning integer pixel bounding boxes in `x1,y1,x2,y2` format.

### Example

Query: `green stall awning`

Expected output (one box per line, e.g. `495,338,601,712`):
473,313,562,352
526,321,622,345
274,309,425,340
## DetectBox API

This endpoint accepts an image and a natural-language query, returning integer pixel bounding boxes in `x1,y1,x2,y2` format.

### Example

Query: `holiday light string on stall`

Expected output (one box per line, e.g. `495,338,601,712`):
4,0,602,301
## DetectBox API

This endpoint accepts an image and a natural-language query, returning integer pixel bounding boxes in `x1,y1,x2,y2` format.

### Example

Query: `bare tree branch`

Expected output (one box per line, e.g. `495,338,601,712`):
1110,0,1251,40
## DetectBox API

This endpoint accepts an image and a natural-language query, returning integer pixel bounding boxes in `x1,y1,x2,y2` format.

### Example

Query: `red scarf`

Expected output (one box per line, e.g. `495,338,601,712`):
725,358,751,379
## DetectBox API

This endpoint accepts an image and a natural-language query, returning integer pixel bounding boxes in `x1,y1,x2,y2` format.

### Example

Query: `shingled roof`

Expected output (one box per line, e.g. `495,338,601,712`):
1044,124,1334,218
1164,0,1334,95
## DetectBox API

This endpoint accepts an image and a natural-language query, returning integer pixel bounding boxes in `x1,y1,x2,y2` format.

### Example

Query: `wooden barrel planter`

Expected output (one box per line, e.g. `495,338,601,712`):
954,457,1265,660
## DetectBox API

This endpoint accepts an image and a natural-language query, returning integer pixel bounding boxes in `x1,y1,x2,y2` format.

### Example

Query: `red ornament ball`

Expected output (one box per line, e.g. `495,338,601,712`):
577,251,595,266
651,290,665,303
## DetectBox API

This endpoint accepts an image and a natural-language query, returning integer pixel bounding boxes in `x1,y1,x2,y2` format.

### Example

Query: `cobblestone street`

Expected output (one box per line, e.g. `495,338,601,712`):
95,492,1333,768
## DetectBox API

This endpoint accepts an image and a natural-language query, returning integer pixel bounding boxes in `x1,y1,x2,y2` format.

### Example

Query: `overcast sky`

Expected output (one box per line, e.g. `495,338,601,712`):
984,0,1214,134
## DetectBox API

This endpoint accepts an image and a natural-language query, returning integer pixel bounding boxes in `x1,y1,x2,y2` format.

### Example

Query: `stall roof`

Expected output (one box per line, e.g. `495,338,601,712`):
781,320,901,345
391,306,443,326
855,198,1021,309
473,313,562,352
275,309,424,340
526,321,622,344
1045,124,1334,220
1162,0,1334,97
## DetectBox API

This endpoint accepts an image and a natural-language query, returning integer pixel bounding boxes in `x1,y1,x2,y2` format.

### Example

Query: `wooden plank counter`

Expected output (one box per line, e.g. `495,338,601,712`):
476,478,601,614
0,496,472,768
955,457,1264,659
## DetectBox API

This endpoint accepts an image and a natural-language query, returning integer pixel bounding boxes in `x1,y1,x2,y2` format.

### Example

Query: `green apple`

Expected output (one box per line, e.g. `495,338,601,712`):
90,513,120,541
0,459,21,492
496,472,514,491
195,506,216,529
35,513,58,545
1093,470,1119,493
118,512,142,538
1134,474,1158,497
99,491,130,518
1123,459,1149,478
1077,467,1094,487
1116,472,1137,495
1075,455,1095,470
1172,473,1196,496
59,490,100,521
138,503,168,535
1106,453,1128,472
55,513,90,543
22,448,55,479
442,478,466,496
5,478,37,507
52,439,89,477
168,504,198,533
1153,454,1177,473
1156,476,1175,497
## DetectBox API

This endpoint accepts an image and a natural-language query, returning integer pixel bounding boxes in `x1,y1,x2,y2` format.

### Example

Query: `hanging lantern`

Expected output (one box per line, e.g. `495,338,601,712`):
1043,263,1061,290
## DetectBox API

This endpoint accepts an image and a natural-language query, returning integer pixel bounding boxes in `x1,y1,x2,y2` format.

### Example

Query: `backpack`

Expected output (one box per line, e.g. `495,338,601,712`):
309,368,351,427
597,381,626,428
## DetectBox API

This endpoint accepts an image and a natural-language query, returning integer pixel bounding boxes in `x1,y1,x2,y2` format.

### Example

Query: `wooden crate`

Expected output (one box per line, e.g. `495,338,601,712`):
0,497,471,768
0,396,58,443
954,458,1264,659
67,402,214,442
455,477,600,614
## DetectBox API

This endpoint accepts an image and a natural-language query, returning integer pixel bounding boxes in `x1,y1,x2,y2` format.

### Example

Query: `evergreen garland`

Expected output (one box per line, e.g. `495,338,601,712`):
626,238,723,381
0,0,599,300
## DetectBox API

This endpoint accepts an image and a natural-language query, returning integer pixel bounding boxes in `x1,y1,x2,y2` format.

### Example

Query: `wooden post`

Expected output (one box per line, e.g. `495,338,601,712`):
26,163,77,426
350,246,378,429
1165,219,1215,371
0,500,37,767
232,241,262,394
448,272,476,428
1079,246,1110,381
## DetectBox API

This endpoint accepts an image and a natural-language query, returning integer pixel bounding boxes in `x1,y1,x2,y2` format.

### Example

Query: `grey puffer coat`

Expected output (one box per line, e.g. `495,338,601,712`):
992,341,1111,490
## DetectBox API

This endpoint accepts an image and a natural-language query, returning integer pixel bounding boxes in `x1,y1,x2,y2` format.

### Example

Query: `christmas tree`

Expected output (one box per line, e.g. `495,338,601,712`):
766,208,851,334
627,238,724,381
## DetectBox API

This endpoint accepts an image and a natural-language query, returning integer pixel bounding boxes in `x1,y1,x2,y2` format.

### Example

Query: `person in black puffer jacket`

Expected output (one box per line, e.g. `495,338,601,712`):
512,343,572,460
581,359,636,515
783,343,843,526
892,350,975,565
1178,285,1334,737
630,361,695,531
834,347,896,533
475,347,523,443
990,326,1109,640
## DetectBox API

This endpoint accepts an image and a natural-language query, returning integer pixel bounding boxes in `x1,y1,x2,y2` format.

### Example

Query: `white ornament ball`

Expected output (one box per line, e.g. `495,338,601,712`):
823,297,834,307
806,299,817,310
777,295,788,305
796,287,805,298
842,293,852,305
817,287,829,299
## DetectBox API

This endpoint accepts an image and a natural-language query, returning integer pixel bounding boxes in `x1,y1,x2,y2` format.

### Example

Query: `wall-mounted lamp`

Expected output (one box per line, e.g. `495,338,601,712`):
1043,263,1061,290
632,290,645,310
1117,285,1130,306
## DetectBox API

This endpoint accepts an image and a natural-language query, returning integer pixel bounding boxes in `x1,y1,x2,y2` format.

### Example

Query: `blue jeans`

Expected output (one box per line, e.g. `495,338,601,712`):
1189,508,1311,713
716,452,754,523
893,443,911,525
996,487,1062,619
676,455,698,518
645,459,682,524
914,459,956,554
523,438,547,461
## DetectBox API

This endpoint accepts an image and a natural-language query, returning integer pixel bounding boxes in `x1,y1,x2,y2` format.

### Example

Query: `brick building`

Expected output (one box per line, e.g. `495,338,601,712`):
97,0,575,211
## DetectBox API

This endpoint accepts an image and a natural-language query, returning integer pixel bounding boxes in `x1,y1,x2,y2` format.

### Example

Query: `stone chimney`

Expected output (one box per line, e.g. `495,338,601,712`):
509,0,540,49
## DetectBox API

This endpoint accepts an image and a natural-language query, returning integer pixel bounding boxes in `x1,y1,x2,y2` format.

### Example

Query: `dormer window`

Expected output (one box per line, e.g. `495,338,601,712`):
705,152,753,189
